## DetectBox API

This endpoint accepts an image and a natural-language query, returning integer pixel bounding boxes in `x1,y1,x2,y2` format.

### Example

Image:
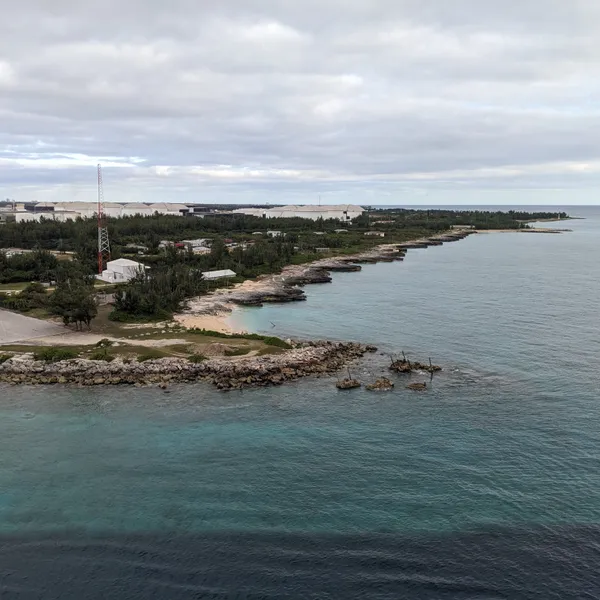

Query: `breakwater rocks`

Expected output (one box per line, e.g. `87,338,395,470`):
0,342,375,390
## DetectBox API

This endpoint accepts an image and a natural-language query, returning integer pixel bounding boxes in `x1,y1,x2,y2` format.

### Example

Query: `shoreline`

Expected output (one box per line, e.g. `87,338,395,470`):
175,224,571,336
474,227,571,234
0,225,570,388
176,230,477,324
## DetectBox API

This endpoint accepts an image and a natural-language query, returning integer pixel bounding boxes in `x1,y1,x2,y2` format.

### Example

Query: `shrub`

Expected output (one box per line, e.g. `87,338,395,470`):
188,354,207,363
0,354,12,364
261,336,292,349
137,349,165,362
224,347,252,357
89,348,115,362
33,347,78,362
95,338,114,348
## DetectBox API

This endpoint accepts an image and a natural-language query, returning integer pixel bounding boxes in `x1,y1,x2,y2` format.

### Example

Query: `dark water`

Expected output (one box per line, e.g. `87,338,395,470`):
1,207,599,598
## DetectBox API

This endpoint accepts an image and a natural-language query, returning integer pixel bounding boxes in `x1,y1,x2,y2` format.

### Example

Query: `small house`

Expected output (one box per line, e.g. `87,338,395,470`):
202,269,237,281
97,258,146,283
364,231,385,238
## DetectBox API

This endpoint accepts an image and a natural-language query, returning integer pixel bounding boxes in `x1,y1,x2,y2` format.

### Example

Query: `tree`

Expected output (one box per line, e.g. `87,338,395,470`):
49,277,98,330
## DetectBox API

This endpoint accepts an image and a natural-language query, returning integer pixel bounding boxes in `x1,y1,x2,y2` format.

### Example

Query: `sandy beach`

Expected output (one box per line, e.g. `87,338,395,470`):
173,309,241,333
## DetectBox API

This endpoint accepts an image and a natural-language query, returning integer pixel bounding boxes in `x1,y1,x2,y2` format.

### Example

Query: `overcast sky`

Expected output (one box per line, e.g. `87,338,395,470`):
1,1,599,205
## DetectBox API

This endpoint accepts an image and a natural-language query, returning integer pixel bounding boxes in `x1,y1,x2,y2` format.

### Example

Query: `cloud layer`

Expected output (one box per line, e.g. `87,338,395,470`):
2,0,600,205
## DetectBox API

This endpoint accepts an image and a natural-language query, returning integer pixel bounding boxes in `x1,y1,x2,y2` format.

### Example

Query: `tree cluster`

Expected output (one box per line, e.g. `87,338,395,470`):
111,264,205,321
0,250,59,283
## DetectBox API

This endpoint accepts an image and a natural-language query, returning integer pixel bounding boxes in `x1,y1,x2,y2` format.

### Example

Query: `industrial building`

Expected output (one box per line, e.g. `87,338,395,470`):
0,201,190,222
0,202,365,223
232,205,364,222
97,258,147,284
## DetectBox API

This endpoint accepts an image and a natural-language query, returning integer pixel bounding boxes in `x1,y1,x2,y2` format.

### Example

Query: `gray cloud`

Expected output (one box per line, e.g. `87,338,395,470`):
1,0,600,205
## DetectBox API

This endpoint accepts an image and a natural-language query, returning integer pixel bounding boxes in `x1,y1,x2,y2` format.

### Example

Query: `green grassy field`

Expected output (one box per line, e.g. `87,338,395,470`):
0,282,30,292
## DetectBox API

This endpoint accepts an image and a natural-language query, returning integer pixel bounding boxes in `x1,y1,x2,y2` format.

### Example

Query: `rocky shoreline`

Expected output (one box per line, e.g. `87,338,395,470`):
182,230,474,313
0,341,376,390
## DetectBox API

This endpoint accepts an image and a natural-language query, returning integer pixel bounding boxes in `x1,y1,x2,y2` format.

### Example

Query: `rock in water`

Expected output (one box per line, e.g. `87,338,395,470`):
390,360,413,374
407,382,428,391
336,378,361,390
366,377,395,391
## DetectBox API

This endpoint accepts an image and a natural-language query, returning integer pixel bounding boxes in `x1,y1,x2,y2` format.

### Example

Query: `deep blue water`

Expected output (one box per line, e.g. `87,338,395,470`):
1,207,600,598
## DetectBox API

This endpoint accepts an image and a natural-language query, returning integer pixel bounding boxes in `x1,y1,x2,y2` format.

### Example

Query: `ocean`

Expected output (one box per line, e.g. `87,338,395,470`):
1,207,599,598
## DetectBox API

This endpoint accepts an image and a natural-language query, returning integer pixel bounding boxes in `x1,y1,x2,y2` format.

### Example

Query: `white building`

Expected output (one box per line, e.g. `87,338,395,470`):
97,258,146,283
232,204,364,222
149,203,189,216
18,201,191,220
202,269,236,280
118,203,155,218
181,238,211,249
13,210,80,223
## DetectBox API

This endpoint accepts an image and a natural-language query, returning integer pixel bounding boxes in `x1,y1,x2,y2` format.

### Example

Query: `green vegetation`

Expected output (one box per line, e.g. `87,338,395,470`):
111,264,205,321
0,354,12,364
0,208,569,324
0,270,98,330
48,275,97,330
136,349,168,362
0,282,50,313
95,338,114,348
33,347,78,362
0,250,59,284
0,282,30,292
224,346,252,357
89,348,115,362
364,208,568,231
188,354,207,363
187,328,291,348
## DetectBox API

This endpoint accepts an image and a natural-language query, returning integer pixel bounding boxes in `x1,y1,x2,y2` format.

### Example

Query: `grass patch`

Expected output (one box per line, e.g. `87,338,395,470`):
0,282,30,292
256,346,286,356
0,354,12,364
89,348,115,362
136,349,168,362
260,336,292,349
165,344,194,354
188,354,207,363
33,347,79,362
109,309,172,323
188,328,292,349
224,346,252,357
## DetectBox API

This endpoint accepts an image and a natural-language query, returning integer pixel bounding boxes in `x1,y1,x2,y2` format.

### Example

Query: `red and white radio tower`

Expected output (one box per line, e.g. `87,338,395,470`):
97,164,111,274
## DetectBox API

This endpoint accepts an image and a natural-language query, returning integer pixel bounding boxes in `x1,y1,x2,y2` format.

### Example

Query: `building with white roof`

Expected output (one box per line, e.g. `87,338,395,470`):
97,258,146,283
232,204,364,222
149,203,189,216
202,269,236,280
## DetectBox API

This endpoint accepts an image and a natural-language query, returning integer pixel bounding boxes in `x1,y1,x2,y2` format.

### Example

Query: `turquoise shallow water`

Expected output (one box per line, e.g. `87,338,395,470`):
1,208,599,598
